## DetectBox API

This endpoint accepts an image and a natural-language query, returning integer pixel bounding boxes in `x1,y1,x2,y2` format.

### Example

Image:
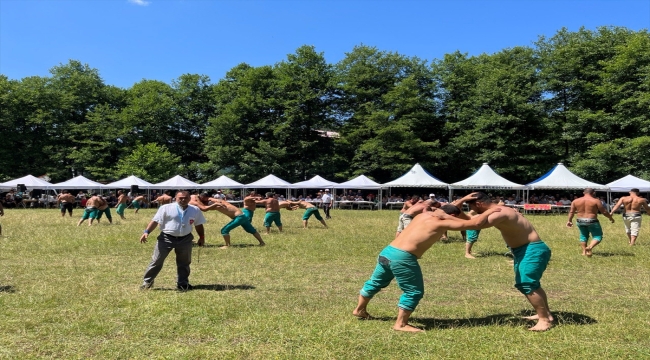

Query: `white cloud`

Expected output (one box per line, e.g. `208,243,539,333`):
128,0,150,6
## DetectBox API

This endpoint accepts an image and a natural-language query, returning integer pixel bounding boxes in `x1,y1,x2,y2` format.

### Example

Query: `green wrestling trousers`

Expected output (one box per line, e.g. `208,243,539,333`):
360,245,424,312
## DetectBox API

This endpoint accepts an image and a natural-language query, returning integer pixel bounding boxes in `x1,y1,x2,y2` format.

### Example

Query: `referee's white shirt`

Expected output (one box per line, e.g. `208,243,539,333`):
321,193,332,205
152,203,206,237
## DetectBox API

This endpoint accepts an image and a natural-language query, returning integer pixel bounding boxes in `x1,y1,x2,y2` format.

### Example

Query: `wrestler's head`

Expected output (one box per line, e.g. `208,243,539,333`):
440,204,461,217
199,192,210,202
466,192,492,214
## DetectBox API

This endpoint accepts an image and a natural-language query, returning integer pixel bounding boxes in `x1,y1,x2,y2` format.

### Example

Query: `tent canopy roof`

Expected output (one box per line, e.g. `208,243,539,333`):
150,175,201,189
450,163,527,190
0,175,54,190
292,175,338,189
606,174,650,192
245,174,292,188
52,175,104,189
382,163,448,188
198,175,244,189
333,175,381,189
527,163,608,190
104,175,154,189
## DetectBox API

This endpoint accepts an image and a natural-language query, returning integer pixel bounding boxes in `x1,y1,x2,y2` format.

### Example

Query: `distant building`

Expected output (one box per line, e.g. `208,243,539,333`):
316,130,340,138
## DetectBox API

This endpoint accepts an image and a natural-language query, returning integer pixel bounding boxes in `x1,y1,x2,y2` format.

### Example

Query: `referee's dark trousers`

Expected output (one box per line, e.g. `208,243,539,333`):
143,232,194,286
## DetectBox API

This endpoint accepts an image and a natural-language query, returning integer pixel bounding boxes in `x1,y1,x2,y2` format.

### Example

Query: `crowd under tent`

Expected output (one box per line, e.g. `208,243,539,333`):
333,175,383,209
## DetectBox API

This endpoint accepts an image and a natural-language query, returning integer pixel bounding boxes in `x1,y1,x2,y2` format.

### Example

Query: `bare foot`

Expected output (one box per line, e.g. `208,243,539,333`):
218,245,230,250
393,324,424,332
440,236,448,241
523,314,555,322
465,253,476,259
585,248,593,257
352,309,372,319
258,242,266,246
528,319,553,331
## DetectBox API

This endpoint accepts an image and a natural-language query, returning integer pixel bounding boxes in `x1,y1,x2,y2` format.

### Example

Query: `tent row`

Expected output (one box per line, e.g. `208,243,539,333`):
2,163,650,192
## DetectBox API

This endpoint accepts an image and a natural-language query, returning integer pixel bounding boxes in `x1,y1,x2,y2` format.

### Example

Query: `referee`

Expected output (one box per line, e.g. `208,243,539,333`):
139,190,206,291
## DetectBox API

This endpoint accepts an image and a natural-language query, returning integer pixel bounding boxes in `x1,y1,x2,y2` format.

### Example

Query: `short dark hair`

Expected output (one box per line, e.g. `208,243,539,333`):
584,188,594,195
266,192,273,198
631,188,640,194
440,204,461,216
176,190,190,197
200,192,209,198
466,192,491,204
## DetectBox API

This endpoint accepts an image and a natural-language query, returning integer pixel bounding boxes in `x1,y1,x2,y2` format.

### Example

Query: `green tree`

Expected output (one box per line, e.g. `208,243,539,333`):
114,143,180,183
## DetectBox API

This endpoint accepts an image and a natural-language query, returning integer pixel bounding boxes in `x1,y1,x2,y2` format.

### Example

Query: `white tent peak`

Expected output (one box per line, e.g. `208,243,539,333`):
246,174,292,188
607,175,650,192
292,175,338,189
105,175,154,189
151,175,201,189
199,175,244,189
382,163,448,188
52,175,105,189
450,163,526,189
334,175,381,189
0,174,54,189
527,163,608,190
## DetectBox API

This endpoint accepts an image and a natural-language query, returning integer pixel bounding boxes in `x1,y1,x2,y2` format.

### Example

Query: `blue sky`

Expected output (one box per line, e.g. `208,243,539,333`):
1,0,648,89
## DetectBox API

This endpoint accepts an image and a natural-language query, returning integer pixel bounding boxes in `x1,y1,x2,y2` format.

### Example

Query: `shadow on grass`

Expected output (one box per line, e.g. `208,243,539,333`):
440,237,465,244
518,310,597,326
593,251,634,257
153,284,255,292
476,250,514,258
367,310,596,329
193,284,256,291
0,285,16,293
194,244,258,248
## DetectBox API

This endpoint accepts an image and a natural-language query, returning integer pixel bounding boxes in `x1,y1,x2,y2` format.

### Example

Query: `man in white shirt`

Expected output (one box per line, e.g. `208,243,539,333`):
139,190,206,291
321,189,333,219
214,190,226,200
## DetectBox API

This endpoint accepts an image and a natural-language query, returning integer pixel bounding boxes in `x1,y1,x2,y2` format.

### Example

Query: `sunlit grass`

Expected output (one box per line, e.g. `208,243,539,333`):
0,208,649,358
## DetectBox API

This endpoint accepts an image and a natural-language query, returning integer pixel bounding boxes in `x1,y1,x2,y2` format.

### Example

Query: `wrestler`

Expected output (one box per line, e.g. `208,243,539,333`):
353,204,501,332
395,195,421,238
115,190,128,220
94,196,113,224
77,193,101,226
131,195,148,214
290,200,328,229
454,192,553,331
567,188,615,256
191,193,265,247
395,199,440,237
57,190,76,217
609,188,650,245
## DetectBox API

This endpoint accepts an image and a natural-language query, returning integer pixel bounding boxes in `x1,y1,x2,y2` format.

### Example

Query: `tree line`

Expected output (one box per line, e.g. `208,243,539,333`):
1,26,649,185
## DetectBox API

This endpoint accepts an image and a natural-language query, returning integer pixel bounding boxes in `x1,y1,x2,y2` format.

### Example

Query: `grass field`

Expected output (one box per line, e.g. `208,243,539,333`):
0,207,649,359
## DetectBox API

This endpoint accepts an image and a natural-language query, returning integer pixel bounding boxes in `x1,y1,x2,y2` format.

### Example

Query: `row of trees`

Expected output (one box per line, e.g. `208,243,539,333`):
1,26,649,185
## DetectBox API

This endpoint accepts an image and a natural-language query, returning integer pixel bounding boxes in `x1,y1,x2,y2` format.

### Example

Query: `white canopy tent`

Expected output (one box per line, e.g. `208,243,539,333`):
104,175,155,189
0,175,54,190
52,175,105,190
527,163,610,204
527,163,608,191
150,175,201,189
198,175,244,189
606,175,650,193
245,174,293,198
382,163,448,195
245,174,293,189
291,175,338,189
333,175,383,208
449,163,527,200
